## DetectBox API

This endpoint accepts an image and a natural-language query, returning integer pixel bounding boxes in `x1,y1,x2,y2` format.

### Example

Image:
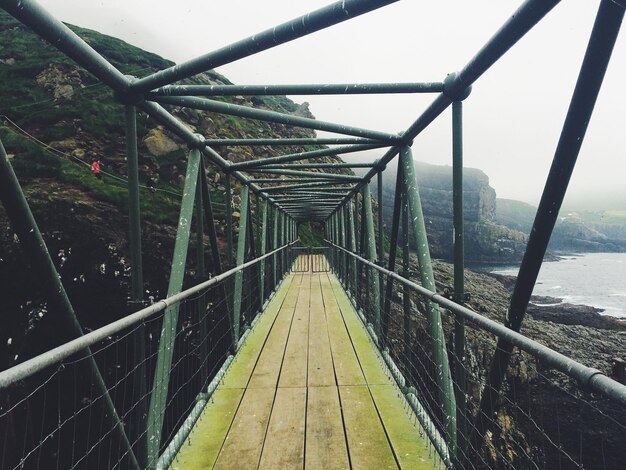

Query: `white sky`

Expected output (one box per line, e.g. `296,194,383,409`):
33,0,626,209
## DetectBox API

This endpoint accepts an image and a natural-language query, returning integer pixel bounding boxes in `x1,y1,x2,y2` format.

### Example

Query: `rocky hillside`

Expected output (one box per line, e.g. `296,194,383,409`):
0,11,340,369
369,162,528,264
497,198,626,253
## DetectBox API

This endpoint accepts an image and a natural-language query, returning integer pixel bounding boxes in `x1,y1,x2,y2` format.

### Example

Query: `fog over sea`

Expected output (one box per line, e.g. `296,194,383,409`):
491,252,626,319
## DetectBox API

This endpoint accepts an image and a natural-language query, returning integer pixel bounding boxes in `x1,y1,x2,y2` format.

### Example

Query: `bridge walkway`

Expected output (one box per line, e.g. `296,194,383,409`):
171,260,437,469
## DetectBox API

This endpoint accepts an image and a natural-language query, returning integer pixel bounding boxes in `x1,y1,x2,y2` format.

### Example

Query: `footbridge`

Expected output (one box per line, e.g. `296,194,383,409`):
1,0,626,469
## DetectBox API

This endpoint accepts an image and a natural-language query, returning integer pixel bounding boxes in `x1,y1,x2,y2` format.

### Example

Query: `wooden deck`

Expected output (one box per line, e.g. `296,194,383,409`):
171,263,438,469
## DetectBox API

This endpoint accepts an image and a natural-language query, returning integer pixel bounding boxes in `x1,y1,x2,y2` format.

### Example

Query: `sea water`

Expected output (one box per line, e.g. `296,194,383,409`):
491,252,626,318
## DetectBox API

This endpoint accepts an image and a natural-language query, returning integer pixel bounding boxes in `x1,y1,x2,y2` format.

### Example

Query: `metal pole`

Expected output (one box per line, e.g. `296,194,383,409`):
0,138,140,470
225,173,233,268
451,100,468,464
259,200,268,304
152,81,444,96
473,0,624,453
348,199,357,294
154,96,401,143
400,145,457,456
272,206,279,291
194,171,209,387
124,105,148,467
377,169,385,325
363,185,381,337
382,163,404,345
146,149,201,468
233,186,249,344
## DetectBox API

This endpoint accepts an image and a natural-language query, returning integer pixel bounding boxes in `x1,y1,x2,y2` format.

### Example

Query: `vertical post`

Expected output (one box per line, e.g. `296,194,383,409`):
382,163,404,345
124,104,147,468
401,189,411,372
225,173,233,268
232,186,249,345
338,208,346,284
348,199,357,295
452,100,468,460
400,145,457,456
272,205,279,291
194,173,209,385
363,184,381,337
472,1,625,453
147,148,201,468
0,139,140,470
259,200,268,304
377,169,385,323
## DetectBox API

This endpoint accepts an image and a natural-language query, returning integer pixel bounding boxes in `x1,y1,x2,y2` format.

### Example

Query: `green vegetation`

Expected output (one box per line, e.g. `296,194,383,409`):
298,222,324,247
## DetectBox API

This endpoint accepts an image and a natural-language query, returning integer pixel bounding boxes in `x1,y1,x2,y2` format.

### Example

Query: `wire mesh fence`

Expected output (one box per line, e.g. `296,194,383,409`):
327,245,626,469
0,248,291,470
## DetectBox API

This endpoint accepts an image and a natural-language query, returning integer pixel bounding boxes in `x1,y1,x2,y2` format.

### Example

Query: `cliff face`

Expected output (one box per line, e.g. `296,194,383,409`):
372,162,527,264
0,12,345,369
496,199,626,253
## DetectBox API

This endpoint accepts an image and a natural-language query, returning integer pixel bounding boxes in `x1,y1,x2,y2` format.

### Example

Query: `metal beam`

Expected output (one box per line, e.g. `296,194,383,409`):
261,181,355,192
259,162,376,169
130,0,400,92
0,138,140,470
472,0,624,454
252,177,360,184
232,185,250,345
202,137,379,146
245,168,362,180
146,149,201,468
400,146,457,456
153,95,402,143
124,104,147,467
151,82,444,96
231,143,387,170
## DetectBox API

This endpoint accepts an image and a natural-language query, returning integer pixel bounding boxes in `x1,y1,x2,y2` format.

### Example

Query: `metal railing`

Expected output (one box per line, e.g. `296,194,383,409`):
0,243,295,470
326,239,626,468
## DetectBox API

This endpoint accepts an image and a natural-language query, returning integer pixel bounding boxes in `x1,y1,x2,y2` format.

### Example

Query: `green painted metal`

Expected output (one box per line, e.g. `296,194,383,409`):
272,205,279,290
124,104,147,467
154,96,401,143
231,143,386,170
347,200,358,293
400,145,457,457
0,138,141,470
260,162,376,169
194,172,209,386
262,181,356,192
130,0,400,92
402,189,411,373
472,0,625,453
232,185,250,345
382,163,404,345
146,148,202,468
260,201,268,303
253,177,359,184
247,168,362,181
363,185,381,337
202,137,378,146
451,100,468,463
225,173,233,268
377,169,385,322
152,81,444,96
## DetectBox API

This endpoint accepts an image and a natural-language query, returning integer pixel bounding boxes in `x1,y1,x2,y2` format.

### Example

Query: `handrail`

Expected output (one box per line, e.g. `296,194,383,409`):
324,239,626,406
0,241,297,389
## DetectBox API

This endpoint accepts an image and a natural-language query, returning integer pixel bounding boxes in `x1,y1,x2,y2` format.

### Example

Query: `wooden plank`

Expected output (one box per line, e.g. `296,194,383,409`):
258,387,307,469
170,388,245,470
339,385,398,469
327,273,392,386
247,275,302,389
221,274,295,389
278,274,310,387
305,386,350,470
213,387,275,469
307,274,335,387
320,276,366,386
370,385,437,469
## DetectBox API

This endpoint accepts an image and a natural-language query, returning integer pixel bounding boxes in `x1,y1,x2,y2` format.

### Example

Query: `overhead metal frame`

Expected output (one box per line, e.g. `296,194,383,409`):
1,0,624,467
